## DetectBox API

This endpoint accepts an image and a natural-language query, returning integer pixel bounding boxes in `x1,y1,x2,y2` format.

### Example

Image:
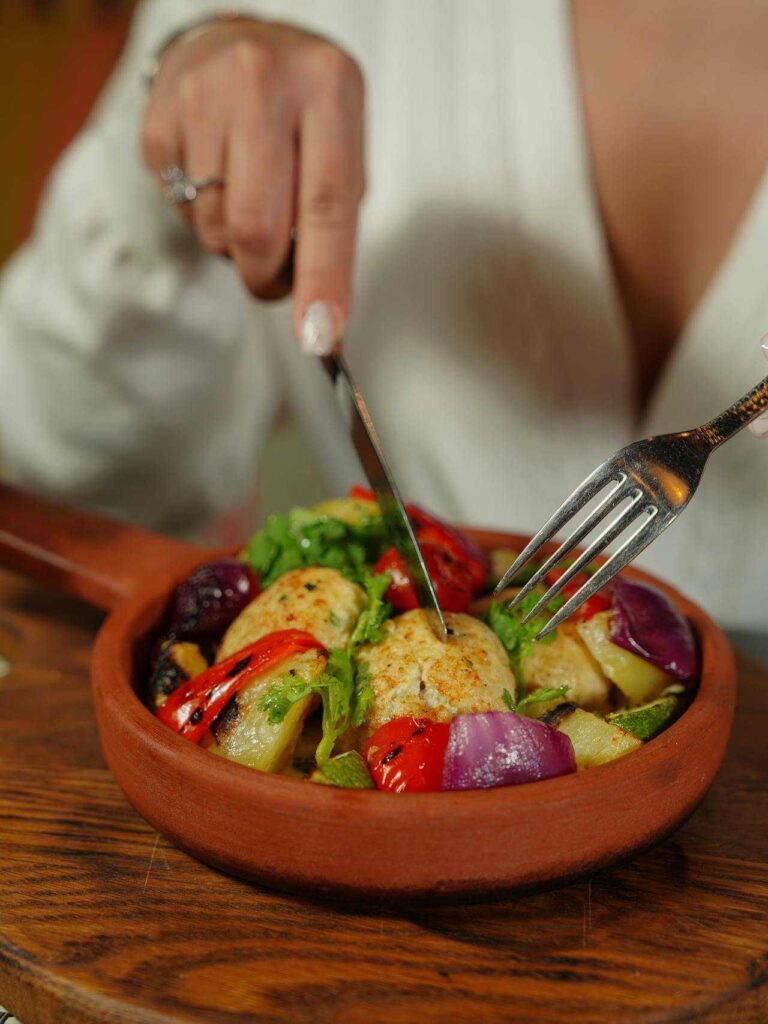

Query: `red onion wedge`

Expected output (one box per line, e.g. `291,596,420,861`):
166,559,260,641
442,712,576,791
610,578,698,681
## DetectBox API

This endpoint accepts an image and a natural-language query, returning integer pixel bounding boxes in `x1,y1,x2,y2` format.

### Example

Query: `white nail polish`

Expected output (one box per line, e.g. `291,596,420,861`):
301,301,335,356
748,413,768,439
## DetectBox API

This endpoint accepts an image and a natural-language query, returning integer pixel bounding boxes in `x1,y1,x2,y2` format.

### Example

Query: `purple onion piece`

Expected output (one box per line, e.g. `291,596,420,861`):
165,559,260,641
442,712,576,791
609,577,698,681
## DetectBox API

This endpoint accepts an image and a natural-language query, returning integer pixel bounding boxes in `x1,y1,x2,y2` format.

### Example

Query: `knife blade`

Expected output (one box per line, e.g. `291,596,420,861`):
322,350,448,642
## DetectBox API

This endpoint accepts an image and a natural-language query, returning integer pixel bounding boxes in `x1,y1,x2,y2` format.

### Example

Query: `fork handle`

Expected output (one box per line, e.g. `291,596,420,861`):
699,374,768,448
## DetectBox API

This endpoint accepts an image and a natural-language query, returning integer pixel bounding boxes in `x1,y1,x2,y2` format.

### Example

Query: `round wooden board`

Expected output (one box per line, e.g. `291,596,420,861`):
0,566,765,1024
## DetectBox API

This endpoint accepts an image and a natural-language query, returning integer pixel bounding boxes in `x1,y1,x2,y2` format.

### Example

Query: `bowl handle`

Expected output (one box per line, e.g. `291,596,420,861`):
0,482,207,610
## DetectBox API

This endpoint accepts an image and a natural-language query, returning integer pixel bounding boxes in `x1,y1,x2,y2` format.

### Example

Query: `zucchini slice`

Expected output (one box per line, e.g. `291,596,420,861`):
607,694,679,741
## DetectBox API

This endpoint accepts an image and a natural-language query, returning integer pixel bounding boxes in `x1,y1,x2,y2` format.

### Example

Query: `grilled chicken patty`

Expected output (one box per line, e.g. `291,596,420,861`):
357,610,515,740
218,567,366,659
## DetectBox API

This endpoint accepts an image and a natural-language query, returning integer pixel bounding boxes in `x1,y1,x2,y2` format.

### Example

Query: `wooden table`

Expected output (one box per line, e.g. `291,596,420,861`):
0,567,765,1024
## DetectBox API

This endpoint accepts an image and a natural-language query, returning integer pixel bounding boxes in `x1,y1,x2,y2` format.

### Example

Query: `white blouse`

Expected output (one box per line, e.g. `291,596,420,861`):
0,0,766,630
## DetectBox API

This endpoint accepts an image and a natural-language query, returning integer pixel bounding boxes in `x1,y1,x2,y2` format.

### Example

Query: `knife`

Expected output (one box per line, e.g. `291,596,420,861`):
322,350,448,642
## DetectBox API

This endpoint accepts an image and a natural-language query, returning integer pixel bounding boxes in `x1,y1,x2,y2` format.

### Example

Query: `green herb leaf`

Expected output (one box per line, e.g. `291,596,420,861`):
500,684,568,713
248,507,394,767
258,675,314,727
313,650,355,764
353,660,374,726
515,685,570,712
259,649,374,765
311,751,374,789
487,593,562,699
259,656,347,764
350,571,392,651
256,568,388,766
244,506,389,588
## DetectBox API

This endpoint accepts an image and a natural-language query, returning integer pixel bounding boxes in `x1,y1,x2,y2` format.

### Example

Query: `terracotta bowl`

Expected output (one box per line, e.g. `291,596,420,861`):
0,484,736,901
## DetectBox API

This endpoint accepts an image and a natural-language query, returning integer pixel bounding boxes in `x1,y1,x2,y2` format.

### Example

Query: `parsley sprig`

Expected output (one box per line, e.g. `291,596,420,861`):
260,649,373,764
501,685,569,713
487,591,564,700
245,507,388,588
259,572,392,764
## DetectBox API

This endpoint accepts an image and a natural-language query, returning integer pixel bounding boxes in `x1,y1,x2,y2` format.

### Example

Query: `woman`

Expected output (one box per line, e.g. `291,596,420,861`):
0,0,766,630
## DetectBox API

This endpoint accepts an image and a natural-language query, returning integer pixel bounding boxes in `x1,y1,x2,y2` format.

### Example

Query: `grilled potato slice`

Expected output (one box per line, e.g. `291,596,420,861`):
208,649,325,772
547,705,642,769
522,623,611,715
577,611,672,705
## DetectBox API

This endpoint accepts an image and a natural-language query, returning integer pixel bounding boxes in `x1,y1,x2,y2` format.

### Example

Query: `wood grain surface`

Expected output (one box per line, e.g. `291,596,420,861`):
0,565,765,1024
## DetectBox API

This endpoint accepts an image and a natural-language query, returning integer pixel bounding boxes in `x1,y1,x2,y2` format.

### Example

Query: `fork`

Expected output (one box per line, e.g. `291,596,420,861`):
493,374,768,638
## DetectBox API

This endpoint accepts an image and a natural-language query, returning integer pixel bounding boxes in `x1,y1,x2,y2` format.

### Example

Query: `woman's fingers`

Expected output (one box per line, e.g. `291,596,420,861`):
139,21,366,333
225,42,295,298
179,71,227,253
140,93,190,222
294,47,365,353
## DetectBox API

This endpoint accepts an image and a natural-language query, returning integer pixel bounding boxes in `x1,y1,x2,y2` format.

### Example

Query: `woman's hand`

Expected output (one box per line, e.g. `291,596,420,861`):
140,17,365,354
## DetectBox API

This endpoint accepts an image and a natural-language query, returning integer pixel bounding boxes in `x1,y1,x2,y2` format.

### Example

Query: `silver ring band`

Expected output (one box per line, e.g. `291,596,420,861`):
161,165,224,205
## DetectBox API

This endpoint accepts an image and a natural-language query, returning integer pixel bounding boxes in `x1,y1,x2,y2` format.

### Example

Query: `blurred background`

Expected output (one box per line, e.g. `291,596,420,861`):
0,0,324,515
1,0,136,266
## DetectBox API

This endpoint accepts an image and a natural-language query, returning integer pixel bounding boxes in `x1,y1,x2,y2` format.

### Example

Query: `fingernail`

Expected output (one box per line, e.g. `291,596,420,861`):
749,413,768,439
300,301,335,356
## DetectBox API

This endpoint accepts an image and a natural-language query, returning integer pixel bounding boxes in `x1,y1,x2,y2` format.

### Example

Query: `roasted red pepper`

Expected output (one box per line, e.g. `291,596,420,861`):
374,544,475,613
407,505,489,592
577,592,613,621
349,485,375,502
156,630,326,744
545,568,612,621
347,486,489,594
373,547,419,610
363,716,450,792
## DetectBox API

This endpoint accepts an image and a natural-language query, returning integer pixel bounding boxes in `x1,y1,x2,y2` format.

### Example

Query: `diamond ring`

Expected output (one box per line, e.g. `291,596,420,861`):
160,165,224,205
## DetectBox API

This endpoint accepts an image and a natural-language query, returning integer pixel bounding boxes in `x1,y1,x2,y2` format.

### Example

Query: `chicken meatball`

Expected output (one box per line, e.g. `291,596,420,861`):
218,567,366,658
357,610,515,740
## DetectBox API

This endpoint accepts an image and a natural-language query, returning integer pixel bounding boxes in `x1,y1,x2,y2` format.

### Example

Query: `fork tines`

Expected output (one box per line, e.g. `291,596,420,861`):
493,460,662,639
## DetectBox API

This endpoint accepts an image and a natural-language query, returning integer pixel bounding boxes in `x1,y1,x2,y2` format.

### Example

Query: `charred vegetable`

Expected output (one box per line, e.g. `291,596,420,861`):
607,693,681,741
442,711,576,790
149,641,209,708
210,649,327,772
544,704,642,769
363,717,450,792
610,578,699,680
157,631,325,744
166,559,260,641
577,611,673,704
373,545,476,613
